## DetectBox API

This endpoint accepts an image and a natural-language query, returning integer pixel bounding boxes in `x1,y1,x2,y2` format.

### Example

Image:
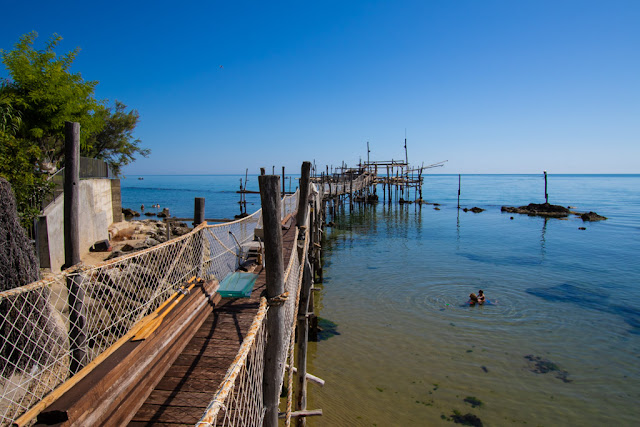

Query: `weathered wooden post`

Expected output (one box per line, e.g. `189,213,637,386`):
282,166,286,195
458,174,461,209
295,161,313,424
259,175,286,427
64,122,81,269
544,170,548,204
64,122,86,375
296,162,311,226
295,259,313,425
194,197,205,226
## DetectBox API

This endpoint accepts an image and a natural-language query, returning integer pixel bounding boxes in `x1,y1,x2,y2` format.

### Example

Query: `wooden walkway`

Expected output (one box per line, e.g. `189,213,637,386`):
31,221,297,427
128,221,297,426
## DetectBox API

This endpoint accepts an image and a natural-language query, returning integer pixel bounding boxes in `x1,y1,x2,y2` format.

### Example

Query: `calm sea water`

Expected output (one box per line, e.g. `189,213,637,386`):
122,174,640,426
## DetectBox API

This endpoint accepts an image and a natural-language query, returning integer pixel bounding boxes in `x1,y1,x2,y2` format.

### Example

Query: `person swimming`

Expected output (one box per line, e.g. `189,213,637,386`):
477,290,486,304
469,293,479,305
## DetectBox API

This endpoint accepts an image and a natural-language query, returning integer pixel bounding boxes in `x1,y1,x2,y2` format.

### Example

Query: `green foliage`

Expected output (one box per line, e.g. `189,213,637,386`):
0,132,52,228
84,101,150,176
1,32,106,164
0,31,149,227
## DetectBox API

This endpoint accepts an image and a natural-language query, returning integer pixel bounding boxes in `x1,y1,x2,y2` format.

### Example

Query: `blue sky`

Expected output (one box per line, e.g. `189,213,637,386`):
1,1,638,174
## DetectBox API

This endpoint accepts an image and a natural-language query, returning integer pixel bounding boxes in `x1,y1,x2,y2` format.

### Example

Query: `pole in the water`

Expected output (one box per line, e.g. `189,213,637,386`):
458,174,461,209
544,170,548,204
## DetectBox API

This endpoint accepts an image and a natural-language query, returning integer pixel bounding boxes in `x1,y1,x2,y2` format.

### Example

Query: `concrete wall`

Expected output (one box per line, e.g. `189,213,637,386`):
37,179,117,271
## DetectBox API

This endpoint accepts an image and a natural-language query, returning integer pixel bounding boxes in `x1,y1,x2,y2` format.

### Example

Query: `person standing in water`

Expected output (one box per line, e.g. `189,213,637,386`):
477,290,486,304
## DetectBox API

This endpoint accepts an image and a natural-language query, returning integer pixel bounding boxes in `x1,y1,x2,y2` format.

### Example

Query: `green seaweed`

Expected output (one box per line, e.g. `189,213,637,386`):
464,396,483,408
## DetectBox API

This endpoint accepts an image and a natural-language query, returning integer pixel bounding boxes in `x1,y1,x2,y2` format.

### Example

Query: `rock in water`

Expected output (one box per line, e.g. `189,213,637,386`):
581,211,607,221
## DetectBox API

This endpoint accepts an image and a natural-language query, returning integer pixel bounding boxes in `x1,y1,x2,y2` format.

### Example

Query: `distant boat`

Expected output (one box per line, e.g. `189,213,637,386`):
138,177,144,180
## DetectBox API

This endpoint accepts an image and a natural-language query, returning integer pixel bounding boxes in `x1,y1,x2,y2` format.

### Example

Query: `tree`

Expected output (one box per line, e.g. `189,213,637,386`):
0,89,51,228
84,101,150,176
1,32,106,165
0,32,149,227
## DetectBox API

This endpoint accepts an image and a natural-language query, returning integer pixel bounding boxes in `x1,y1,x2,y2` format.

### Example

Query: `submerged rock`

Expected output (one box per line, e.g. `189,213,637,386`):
450,411,483,426
581,211,607,221
463,207,485,213
524,354,571,383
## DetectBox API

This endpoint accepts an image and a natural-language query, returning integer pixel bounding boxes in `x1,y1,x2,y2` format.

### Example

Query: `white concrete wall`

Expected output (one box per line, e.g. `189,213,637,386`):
39,179,114,271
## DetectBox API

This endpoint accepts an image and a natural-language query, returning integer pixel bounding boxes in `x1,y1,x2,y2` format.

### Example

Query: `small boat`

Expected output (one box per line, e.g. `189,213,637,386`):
138,177,144,180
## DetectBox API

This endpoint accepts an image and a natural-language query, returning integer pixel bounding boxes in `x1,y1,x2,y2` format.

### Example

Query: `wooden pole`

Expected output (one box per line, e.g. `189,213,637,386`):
295,259,313,425
64,122,86,375
296,162,311,227
64,121,81,269
259,175,286,427
544,170,548,204
282,166,286,195
194,197,205,226
458,174,461,209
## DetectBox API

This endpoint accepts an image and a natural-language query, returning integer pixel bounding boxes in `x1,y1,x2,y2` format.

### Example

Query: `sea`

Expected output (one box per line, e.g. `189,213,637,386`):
121,174,640,426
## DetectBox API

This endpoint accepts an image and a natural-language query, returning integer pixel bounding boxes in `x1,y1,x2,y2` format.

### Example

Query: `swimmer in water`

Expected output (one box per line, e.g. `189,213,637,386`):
477,290,485,305
469,293,479,305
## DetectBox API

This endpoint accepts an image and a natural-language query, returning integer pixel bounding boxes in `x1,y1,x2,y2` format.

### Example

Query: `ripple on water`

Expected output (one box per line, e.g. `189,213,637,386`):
361,279,579,335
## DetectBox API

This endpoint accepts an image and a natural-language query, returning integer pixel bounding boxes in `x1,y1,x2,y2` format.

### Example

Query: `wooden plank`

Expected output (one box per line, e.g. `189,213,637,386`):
142,390,214,407
130,218,299,425
132,403,205,425
35,280,219,426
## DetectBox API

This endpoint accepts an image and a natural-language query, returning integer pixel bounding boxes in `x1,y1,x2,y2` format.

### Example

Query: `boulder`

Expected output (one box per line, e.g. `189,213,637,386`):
0,178,67,380
157,208,170,218
581,211,607,221
501,203,571,218
463,207,485,213
122,208,140,217
90,239,112,252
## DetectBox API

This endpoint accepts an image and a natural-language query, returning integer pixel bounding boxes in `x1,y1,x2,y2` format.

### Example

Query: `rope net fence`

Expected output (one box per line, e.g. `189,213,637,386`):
0,191,298,426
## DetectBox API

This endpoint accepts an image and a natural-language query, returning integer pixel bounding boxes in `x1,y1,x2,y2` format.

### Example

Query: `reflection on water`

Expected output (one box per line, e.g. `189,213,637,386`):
308,178,640,426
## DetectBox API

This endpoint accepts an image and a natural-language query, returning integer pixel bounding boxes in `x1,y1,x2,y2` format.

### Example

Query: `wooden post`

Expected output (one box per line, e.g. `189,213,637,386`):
64,122,86,374
259,175,286,427
295,259,313,425
194,197,205,226
282,166,286,195
458,174,461,209
544,170,548,204
64,122,81,269
296,162,311,227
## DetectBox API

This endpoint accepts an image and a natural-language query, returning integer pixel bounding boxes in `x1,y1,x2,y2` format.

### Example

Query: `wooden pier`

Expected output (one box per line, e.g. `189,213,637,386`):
4,153,443,426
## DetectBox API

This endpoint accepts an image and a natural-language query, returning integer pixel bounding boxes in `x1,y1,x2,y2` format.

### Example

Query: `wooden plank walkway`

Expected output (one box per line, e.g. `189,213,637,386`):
128,221,297,426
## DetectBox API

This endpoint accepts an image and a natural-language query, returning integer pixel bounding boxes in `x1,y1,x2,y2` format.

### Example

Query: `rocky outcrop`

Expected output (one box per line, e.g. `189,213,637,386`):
122,208,140,217
581,211,607,221
501,203,571,218
501,202,607,221
464,207,485,213
0,178,67,394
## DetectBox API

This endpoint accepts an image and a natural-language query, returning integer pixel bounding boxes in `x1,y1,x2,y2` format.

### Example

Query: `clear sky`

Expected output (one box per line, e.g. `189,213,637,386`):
1,1,638,175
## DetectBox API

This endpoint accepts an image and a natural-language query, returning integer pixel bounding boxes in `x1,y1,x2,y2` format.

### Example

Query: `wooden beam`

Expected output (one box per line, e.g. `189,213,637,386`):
259,175,286,427
279,409,323,418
